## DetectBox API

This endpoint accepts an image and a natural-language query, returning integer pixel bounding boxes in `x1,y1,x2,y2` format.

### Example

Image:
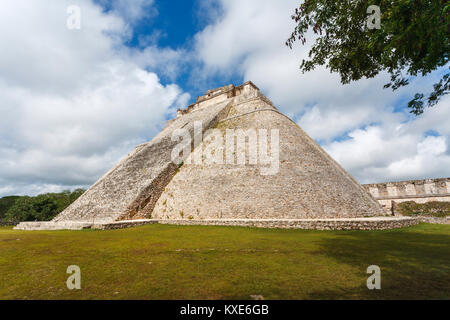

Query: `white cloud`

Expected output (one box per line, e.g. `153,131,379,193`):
324,97,450,183
96,0,157,22
0,0,185,197
127,45,189,81
193,0,450,183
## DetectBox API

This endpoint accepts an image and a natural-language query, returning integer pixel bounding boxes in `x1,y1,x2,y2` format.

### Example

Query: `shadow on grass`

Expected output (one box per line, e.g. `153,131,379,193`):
307,225,450,299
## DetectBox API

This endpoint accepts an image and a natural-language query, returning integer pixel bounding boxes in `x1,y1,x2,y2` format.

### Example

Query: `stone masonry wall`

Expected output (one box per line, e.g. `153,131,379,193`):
16,217,419,231
158,217,418,230
362,178,450,212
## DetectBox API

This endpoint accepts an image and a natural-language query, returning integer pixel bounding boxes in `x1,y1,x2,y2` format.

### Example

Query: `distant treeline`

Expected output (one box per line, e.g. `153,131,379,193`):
0,189,85,224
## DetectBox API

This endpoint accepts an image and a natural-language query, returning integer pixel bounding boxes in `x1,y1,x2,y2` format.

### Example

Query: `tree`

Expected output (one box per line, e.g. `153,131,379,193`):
286,0,449,115
32,195,59,221
2,189,85,223
0,196,20,220
4,197,36,222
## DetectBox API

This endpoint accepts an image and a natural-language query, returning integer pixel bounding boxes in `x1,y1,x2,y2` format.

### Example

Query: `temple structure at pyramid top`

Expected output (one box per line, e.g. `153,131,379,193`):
15,81,417,230
175,81,261,117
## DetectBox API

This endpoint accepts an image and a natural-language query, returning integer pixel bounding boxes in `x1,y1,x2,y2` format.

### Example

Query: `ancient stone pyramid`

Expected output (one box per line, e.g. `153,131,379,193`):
17,81,406,231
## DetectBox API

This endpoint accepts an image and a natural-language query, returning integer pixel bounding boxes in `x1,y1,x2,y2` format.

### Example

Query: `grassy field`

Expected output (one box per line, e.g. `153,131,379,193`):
0,223,448,300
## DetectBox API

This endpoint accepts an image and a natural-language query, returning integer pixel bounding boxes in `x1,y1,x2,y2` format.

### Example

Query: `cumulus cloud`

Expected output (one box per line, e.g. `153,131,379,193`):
193,0,450,183
0,0,186,197
95,0,158,22
324,96,450,183
127,45,190,81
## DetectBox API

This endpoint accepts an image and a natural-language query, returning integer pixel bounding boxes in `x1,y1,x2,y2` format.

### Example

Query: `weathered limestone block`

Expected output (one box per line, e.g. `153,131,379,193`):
405,184,417,196
424,182,437,194
369,187,379,198
387,185,398,197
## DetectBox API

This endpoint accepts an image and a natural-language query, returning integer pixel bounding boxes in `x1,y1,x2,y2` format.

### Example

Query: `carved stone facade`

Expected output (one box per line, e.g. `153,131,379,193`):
362,178,450,213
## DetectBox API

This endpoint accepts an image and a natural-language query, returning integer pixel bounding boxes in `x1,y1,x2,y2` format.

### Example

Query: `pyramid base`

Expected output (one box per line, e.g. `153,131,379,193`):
158,217,418,230
14,221,93,230
14,217,418,231
13,219,158,231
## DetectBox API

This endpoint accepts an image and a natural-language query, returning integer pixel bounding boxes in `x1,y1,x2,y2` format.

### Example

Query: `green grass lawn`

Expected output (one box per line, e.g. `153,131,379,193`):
0,223,448,300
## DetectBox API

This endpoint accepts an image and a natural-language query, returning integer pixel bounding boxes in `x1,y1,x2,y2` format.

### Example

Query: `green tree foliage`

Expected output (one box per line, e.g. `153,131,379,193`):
286,0,449,115
4,197,37,223
0,196,20,220
1,189,85,223
396,201,450,217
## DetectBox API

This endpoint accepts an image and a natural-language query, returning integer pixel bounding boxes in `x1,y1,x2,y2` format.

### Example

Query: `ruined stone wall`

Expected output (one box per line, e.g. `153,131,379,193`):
158,217,418,230
362,178,450,212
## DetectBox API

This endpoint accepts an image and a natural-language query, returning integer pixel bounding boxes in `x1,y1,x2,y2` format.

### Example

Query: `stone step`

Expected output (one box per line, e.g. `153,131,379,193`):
14,219,158,231
91,219,158,230
14,221,93,230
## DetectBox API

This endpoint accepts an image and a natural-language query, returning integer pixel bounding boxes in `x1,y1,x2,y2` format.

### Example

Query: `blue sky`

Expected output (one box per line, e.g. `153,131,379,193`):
0,0,449,197
125,0,202,48
95,0,240,103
